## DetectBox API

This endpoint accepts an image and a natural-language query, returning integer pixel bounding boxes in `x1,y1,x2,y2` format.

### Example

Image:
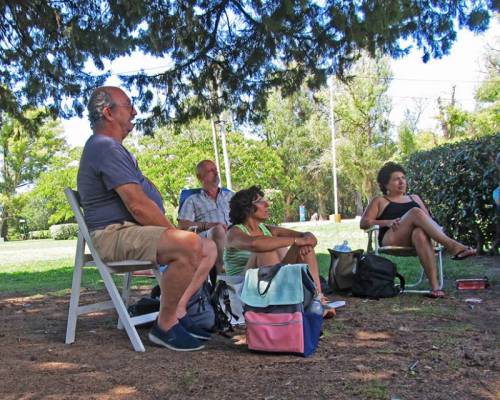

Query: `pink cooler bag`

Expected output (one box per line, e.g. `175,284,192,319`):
241,264,323,357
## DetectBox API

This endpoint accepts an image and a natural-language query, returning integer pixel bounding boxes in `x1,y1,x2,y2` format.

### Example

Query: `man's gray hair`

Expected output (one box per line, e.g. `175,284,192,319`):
196,160,213,176
87,88,114,130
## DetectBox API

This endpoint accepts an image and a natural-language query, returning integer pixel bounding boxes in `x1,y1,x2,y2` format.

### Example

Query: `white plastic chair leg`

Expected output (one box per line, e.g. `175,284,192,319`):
99,266,145,352
437,248,444,290
117,272,132,330
65,236,85,344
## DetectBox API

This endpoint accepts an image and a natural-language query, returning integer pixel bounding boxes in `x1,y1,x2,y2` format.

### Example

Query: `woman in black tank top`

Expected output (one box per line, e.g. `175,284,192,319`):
360,162,476,298
377,195,420,246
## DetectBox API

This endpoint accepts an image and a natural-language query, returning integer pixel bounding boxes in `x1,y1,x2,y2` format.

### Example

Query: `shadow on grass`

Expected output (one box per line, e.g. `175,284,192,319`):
0,266,154,296
2,252,492,297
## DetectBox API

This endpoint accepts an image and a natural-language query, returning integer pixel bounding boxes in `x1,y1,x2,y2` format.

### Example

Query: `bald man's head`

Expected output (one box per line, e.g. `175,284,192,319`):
87,86,130,130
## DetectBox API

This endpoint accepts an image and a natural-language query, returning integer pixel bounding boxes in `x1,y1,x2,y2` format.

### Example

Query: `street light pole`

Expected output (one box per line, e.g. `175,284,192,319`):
219,114,233,190
329,77,340,223
210,117,222,186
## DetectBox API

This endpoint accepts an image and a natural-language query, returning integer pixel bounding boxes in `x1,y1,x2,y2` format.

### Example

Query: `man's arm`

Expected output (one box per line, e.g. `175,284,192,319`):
178,219,202,231
115,183,176,229
178,219,226,232
177,196,227,231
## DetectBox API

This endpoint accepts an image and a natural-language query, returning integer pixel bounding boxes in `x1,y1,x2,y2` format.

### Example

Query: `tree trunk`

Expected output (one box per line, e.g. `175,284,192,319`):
354,191,364,216
1,212,9,241
284,194,294,222
473,226,484,255
317,193,327,219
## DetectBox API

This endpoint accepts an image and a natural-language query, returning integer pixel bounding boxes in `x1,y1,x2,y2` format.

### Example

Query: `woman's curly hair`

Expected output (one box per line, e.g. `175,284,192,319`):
377,162,406,195
229,186,264,225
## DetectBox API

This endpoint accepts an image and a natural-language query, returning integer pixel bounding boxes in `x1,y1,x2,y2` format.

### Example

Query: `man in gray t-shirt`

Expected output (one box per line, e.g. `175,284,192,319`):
77,86,216,352
78,134,164,230
178,160,234,273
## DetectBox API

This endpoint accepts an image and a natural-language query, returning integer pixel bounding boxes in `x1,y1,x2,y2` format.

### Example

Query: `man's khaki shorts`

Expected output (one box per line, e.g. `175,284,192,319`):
91,221,166,264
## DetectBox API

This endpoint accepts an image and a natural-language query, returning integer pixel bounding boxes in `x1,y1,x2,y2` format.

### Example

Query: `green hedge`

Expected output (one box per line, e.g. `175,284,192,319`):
406,134,499,253
49,223,79,240
29,230,51,239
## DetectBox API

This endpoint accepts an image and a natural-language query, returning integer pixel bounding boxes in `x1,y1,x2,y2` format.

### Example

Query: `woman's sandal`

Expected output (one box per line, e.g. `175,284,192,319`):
451,247,476,261
426,289,445,299
318,293,336,319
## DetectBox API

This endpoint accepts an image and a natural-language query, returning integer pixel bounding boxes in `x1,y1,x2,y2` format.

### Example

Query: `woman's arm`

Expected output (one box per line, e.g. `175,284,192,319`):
226,225,313,252
359,197,394,229
268,225,317,247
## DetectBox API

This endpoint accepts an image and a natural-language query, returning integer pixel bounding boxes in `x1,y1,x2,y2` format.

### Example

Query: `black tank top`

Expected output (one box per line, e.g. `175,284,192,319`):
377,195,420,245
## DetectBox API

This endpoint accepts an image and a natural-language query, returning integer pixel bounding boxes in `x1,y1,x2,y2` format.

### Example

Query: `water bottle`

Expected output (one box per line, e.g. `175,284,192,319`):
334,240,351,252
307,296,324,315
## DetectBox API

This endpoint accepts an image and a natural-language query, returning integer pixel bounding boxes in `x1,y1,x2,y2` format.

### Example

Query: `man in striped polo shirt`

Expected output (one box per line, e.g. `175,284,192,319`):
178,160,234,273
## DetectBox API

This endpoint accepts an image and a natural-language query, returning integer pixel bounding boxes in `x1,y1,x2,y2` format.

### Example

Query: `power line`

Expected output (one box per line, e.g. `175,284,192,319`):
387,95,476,101
103,64,490,84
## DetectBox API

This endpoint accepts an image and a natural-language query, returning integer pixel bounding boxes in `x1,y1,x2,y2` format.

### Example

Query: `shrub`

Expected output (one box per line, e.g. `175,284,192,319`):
49,223,79,240
265,189,285,225
29,230,51,239
406,134,499,253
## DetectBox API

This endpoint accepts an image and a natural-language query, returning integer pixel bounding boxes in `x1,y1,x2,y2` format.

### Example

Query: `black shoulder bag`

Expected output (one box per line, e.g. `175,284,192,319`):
351,254,405,299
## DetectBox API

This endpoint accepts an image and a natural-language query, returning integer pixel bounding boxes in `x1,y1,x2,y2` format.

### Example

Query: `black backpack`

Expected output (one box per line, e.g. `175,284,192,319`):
210,280,239,335
129,281,216,331
351,254,405,299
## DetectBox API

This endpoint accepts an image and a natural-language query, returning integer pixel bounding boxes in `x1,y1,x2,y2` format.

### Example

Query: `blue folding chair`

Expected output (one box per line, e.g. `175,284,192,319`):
178,187,232,213
177,187,231,287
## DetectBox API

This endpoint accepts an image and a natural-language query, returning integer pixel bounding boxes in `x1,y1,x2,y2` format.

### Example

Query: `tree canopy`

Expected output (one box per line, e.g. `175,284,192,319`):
1,0,496,129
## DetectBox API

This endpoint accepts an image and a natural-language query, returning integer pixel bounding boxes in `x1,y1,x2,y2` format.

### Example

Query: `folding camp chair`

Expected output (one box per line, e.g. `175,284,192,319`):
64,188,162,352
366,225,444,293
178,187,231,285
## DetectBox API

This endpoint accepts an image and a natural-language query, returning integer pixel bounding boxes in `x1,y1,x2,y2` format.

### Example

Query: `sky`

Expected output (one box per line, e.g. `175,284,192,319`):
62,19,499,148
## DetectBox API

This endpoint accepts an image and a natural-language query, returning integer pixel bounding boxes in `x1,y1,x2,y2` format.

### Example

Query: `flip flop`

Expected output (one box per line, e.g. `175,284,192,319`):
451,247,476,261
426,289,445,299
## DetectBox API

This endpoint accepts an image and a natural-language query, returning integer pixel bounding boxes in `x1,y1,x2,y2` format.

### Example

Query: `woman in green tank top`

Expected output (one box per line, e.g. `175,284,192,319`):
223,186,324,299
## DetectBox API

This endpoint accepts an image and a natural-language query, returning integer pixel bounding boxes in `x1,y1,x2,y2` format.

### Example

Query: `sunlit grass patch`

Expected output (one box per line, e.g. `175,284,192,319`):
0,259,154,295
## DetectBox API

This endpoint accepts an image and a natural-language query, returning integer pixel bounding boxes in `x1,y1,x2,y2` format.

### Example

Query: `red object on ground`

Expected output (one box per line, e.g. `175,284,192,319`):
132,269,155,277
456,278,490,290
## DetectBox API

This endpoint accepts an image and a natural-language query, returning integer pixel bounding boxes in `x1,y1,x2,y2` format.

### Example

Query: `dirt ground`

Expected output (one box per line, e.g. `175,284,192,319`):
0,257,498,400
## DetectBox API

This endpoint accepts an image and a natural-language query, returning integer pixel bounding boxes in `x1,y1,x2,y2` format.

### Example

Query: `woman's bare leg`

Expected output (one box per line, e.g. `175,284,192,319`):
411,227,440,290
246,245,322,294
245,249,282,268
282,246,322,295
383,207,469,255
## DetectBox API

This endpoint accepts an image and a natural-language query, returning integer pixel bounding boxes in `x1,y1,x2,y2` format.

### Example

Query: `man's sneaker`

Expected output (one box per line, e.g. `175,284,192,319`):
179,314,212,341
148,322,204,352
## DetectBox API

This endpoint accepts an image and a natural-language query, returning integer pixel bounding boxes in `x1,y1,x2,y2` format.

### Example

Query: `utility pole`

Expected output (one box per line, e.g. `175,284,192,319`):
329,77,340,223
219,114,232,190
210,118,222,186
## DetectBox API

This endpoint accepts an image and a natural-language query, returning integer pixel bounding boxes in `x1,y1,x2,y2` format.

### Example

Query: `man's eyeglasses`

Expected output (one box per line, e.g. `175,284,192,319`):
110,102,135,112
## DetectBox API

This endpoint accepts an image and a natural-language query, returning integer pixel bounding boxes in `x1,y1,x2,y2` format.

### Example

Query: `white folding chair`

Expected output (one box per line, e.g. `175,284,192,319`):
64,187,162,352
366,225,444,293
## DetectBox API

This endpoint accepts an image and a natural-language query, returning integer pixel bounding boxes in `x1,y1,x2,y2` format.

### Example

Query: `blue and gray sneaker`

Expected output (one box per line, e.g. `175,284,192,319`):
148,322,204,352
179,314,212,341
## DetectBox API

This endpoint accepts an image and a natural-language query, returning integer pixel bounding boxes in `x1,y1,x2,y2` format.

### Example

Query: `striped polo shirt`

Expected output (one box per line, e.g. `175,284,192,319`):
178,188,234,225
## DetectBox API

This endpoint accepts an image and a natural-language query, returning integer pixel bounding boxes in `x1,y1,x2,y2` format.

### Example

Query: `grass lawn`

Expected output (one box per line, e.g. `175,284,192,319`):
1,221,497,400
0,219,486,295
